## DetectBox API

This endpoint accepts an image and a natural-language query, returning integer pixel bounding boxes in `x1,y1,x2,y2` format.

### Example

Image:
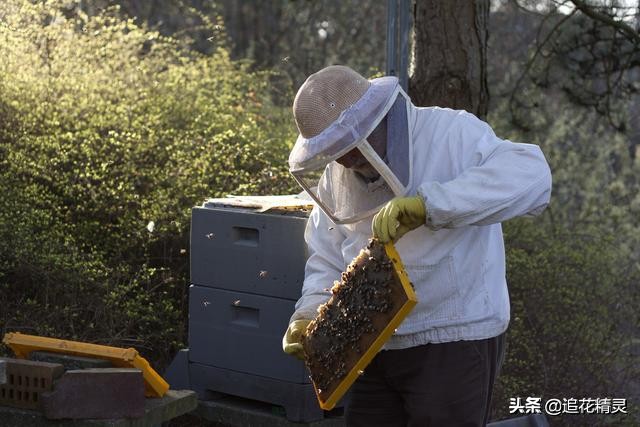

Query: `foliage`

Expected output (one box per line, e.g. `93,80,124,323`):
73,0,388,99
488,9,640,420
0,0,298,367
492,0,640,135
488,102,640,425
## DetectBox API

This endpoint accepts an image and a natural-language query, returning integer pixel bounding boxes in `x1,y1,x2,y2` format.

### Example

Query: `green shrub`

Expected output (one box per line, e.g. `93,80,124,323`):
0,0,298,367
488,104,640,425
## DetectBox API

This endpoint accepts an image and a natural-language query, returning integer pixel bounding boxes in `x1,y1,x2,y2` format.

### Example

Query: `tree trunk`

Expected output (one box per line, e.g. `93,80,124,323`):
409,0,489,118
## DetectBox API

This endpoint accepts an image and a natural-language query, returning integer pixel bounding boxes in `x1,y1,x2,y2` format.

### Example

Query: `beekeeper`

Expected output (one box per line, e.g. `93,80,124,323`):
282,65,551,426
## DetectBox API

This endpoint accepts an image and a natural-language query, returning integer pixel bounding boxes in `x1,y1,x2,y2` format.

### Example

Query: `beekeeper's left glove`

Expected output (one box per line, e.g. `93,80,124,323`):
372,196,427,243
282,319,311,360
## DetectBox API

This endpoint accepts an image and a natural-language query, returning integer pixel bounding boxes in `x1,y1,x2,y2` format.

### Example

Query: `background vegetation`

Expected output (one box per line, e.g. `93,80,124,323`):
0,1,638,425
0,0,296,367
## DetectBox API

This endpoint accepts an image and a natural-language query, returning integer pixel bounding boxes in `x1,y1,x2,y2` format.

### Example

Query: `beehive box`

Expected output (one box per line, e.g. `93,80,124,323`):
190,204,309,300
302,239,417,410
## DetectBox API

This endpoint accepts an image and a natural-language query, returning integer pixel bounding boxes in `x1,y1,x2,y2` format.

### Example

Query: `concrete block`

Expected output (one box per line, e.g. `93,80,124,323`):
0,389,197,427
196,395,346,427
143,389,198,425
41,368,145,419
0,357,64,410
29,351,112,370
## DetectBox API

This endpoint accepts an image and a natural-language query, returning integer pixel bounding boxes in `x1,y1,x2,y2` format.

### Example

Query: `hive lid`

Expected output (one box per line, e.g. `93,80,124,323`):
203,194,314,213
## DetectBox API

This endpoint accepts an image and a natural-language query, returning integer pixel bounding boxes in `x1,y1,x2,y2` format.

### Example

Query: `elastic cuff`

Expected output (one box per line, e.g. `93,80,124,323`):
289,309,317,323
416,191,435,229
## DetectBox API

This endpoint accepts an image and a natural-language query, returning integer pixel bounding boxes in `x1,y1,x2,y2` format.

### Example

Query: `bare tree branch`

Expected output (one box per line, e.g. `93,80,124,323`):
508,9,576,128
570,0,640,44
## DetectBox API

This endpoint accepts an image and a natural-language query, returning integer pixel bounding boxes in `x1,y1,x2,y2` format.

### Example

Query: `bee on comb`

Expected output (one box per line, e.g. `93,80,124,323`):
302,238,417,410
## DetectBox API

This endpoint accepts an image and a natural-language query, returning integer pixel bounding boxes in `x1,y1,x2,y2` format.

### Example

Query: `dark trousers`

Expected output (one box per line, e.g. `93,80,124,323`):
345,333,506,427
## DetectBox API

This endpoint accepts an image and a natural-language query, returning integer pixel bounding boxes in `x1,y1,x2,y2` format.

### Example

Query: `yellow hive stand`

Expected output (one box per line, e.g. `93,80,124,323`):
2,332,169,398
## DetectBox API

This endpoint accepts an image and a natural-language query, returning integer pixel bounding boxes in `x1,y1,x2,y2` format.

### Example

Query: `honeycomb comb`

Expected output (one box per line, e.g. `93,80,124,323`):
302,239,417,410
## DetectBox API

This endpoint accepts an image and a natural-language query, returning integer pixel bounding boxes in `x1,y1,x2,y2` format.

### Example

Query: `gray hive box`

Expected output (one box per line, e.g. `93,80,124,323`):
190,202,309,300
166,197,335,422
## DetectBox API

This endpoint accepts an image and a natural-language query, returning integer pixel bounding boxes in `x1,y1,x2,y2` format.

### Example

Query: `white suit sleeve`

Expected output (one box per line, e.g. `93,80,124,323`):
417,112,552,229
290,205,346,322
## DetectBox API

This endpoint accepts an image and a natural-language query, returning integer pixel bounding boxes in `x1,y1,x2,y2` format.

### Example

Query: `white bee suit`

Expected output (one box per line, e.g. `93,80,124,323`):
290,105,552,348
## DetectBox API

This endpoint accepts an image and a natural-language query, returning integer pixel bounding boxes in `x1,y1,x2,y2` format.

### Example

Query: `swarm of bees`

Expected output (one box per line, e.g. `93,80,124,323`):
302,238,399,400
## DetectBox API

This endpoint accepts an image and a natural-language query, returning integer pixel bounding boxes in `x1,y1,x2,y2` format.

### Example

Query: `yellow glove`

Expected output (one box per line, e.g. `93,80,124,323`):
372,196,426,243
282,319,311,360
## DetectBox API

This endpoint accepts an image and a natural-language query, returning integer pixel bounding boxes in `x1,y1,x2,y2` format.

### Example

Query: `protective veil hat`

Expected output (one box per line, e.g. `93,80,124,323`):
289,65,413,224
293,65,371,140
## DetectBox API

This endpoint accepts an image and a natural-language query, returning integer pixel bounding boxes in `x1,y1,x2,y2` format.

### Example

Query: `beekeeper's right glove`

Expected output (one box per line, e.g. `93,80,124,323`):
372,196,427,243
282,319,311,360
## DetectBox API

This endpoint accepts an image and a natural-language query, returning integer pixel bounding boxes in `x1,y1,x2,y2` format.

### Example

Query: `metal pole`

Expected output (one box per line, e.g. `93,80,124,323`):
387,0,410,92
398,0,410,91
386,0,398,78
